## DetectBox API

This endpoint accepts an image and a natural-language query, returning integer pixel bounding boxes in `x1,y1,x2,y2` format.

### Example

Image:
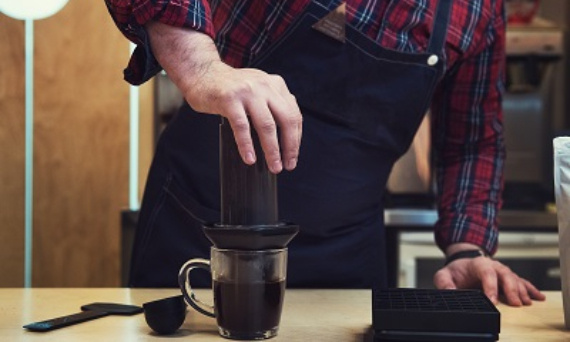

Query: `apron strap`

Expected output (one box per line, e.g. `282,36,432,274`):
427,0,453,55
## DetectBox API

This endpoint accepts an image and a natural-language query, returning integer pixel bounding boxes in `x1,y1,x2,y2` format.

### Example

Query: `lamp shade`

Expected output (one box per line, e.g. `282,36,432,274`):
0,0,69,20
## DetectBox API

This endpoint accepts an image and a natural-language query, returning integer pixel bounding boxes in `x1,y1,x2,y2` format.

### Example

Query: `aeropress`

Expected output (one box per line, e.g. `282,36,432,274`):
204,118,299,249
146,118,299,338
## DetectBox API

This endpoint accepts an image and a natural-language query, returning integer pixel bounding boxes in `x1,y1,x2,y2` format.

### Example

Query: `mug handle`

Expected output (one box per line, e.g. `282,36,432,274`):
178,258,215,318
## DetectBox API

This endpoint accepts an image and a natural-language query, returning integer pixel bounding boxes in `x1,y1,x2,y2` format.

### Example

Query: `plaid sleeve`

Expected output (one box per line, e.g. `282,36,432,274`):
430,3,506,256
104,0,215,85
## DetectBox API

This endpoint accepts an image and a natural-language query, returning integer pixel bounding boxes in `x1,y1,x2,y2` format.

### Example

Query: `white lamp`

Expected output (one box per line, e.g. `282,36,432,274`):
0,0,69,20
0,0,70,288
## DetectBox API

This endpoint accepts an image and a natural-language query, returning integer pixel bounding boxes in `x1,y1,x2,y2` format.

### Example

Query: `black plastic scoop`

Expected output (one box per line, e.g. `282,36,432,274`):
143,295,187,335
23,302,143,332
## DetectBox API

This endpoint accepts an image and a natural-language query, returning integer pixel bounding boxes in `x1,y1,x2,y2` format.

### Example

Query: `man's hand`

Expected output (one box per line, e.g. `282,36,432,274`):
434,254,546,306
186,61,302,174
146,21,302,174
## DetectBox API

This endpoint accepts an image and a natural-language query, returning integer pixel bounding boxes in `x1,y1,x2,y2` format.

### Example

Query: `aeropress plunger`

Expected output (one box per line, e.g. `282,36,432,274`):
202,118,299,249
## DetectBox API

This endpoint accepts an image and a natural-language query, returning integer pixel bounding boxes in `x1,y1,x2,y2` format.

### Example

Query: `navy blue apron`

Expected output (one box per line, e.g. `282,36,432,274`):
129,0,451,289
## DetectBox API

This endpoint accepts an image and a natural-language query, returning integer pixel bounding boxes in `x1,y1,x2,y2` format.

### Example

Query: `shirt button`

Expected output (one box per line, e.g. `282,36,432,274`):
427,55,439,66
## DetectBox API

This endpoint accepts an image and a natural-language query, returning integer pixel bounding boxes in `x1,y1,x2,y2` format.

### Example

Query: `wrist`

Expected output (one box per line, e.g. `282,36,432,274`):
445,242,486,257
146,21,224,108
444,249,488,266
183,60,230,109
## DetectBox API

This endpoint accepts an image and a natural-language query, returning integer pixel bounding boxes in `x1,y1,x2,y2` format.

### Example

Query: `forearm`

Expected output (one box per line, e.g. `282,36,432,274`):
145,21,223,109
145,21,302,174
104,0,215,84
431,8,506,256
434,133,504,255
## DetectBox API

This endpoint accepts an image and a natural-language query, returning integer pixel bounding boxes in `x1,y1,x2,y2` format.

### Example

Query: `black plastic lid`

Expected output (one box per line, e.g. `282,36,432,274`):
203,223,299,250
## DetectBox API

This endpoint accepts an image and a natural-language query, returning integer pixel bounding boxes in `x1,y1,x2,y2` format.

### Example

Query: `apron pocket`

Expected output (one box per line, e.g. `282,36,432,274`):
130,174,219,287
164,177,220,225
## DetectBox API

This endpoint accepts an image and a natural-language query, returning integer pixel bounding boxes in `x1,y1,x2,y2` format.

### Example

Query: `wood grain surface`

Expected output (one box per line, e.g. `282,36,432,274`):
0,0,143,286
31,0,130,286
0,14,25,287
2,289,568,342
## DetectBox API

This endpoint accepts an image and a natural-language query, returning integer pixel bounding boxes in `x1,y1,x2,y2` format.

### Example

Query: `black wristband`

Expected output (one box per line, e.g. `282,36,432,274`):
444,249,487,266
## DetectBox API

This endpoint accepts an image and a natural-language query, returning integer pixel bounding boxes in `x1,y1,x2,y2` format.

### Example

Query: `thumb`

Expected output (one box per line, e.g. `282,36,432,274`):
434,268,457,290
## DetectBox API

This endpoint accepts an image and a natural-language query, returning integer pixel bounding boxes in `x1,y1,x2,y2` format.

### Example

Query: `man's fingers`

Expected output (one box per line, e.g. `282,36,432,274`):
495,264,522,306
475,260,499,305
523,278,546,301
433,268,457,290
269,95,302,171
441,257,545,307
202,68,301,172
246,100,283,174
268,74,302,171
518,280,532,306
225,106,256,165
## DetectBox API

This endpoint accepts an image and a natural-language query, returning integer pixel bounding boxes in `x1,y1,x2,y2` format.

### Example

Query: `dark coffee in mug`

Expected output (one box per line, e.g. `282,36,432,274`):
179,248,288,339
214,280,285,334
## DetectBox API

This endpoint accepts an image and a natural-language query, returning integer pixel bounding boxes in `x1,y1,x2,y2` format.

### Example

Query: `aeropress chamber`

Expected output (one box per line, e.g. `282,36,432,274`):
202,118,299,250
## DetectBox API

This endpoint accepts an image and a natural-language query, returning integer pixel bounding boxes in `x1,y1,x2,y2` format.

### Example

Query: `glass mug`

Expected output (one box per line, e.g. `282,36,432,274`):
178,248,288,340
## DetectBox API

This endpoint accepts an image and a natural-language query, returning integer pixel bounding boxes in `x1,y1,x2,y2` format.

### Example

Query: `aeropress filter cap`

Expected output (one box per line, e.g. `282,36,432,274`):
203,223,299,250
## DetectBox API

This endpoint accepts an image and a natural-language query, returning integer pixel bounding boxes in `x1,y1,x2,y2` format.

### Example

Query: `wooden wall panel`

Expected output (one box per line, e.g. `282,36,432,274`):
32,1,130,286
0,15,25,287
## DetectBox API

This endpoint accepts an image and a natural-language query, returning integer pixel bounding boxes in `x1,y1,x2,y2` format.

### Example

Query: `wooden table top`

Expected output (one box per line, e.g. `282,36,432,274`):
2,288,568,341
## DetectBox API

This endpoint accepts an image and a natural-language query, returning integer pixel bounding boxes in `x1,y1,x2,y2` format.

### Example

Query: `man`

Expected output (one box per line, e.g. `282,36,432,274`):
106,0,545,306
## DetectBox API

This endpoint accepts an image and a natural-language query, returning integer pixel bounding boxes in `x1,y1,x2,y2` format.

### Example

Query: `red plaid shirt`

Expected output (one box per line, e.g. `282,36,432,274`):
105,0,506,255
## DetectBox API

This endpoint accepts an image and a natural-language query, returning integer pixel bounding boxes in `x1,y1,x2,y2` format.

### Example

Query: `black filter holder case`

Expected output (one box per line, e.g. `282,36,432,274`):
372,288,500,342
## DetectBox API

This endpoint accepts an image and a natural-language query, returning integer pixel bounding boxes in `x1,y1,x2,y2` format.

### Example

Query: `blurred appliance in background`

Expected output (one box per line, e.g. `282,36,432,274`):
502,18,563,209
505,0,540,24
153,71,184,145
